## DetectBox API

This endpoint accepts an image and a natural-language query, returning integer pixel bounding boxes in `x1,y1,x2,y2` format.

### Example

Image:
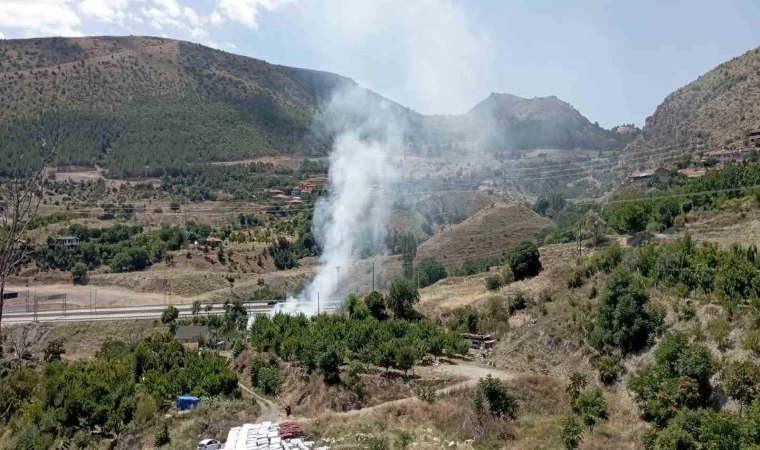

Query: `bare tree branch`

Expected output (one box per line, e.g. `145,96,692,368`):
0,139,55,332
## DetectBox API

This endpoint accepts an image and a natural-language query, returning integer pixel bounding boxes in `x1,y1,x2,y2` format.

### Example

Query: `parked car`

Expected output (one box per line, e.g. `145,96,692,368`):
197,439,221,450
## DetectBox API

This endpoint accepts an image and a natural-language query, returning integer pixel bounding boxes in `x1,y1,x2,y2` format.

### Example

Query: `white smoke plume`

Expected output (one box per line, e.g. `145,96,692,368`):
275,85,405,315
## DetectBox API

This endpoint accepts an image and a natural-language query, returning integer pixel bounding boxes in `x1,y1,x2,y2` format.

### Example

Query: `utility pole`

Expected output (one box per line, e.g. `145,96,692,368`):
372,260,375,292
317,292,320,315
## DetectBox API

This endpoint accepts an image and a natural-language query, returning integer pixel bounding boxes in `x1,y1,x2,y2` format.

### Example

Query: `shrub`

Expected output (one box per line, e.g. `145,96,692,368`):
594,353,623,385
501,267,514,285
508,291,531,313
589,242,623,274
741,329,760,357
628,332,713,426
476,375,518,419
708,317,730,350
368,436,389,450
395,430,415,450
485,274,503,291
590,267,662,354
251,357,281,395
505,241,542,281
566,373,588,404
232,340,246,358
318,347,342,383
154,421,170,447
364,291,387,320
574,388,609,430
161,306,179,324
722,360,760,410
561,415,584,450
414,258,447,287
415,381,437,404
567,267,585,289
71,262,88,285
387,277,420,319
44,339,66,363
447,306,480,334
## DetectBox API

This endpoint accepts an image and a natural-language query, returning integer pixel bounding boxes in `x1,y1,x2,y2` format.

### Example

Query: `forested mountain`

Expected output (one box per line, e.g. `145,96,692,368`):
0,36,631,178
0,36,408,177
618,45,760,171
418,93,638,157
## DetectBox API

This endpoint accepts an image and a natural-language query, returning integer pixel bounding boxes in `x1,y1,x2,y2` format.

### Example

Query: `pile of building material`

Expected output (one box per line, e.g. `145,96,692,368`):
223,422,323,450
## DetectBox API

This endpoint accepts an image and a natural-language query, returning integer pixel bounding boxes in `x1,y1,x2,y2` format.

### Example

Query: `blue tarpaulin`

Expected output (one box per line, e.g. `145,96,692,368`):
176,395,201,410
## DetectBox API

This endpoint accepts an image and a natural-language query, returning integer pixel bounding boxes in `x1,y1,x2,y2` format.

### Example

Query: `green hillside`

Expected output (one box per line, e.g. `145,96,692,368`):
0,36,633,178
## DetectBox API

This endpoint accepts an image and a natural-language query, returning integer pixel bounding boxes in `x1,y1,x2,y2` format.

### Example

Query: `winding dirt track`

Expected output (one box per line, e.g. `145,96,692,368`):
304,361,518,420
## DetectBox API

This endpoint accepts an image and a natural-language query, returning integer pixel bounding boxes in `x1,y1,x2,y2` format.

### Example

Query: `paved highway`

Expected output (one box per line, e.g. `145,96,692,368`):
3,300,342,323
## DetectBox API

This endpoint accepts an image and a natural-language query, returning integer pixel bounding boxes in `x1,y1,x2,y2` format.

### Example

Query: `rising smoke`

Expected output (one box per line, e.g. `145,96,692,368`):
275,86,405,315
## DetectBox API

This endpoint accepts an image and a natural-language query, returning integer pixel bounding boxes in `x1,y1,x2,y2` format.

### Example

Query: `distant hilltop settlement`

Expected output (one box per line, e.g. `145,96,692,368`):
628,143,760,185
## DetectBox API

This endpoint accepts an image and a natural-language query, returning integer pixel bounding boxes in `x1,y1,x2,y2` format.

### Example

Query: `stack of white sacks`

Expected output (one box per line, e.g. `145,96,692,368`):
223,422,320,450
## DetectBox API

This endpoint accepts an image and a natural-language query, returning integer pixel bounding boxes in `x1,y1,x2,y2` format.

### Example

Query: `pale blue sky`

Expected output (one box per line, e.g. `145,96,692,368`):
2,0,759,127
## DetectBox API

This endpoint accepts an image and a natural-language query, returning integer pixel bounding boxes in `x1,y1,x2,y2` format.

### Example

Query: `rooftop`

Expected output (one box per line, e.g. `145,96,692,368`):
175,325,209,342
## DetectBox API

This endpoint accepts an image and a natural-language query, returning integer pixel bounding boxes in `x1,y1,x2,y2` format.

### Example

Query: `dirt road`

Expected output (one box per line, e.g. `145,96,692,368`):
309,361,518,419
239,383,282,423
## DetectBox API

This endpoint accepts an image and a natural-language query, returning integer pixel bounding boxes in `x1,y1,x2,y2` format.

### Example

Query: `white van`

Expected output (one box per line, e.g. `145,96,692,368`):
197,439,222,450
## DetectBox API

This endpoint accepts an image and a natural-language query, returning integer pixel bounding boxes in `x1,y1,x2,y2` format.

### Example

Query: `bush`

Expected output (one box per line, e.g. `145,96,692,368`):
44,339,66,363
251,357,281,395
387,277,419,319
475,375,518,419
154,421,170,447
501,267,514,285
447,306,480,334
741,329,760,357
415,381,437,404
365,291,387,320
574,388,609,430
318,347,342,383
507,291,530,313
594,353,623,385
708,317,730,350
485,274,503,291
414,258,447,288
722,360,759,410
505,241,542,281
71,262,88,285
628,332,713,426
588,242,623,274
161,306,179,324
590,267,662,354
567,267,585,289
561,415,584,450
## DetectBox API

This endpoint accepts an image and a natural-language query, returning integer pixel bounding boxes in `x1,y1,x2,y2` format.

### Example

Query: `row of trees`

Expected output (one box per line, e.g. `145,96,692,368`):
34,222,212,274
249,301,468,380
0,333,239,448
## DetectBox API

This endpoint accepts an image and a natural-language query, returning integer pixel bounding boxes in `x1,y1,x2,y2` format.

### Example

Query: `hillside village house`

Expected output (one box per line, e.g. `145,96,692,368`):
205,237,222,248
750,131,760,146
272,193,291,202
653,167,670,184
630,167,669,185
54,235,79,250
298,182,315,194
461,333,496,350
175,325,210,350
705,148,746,164
678,168,707,178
